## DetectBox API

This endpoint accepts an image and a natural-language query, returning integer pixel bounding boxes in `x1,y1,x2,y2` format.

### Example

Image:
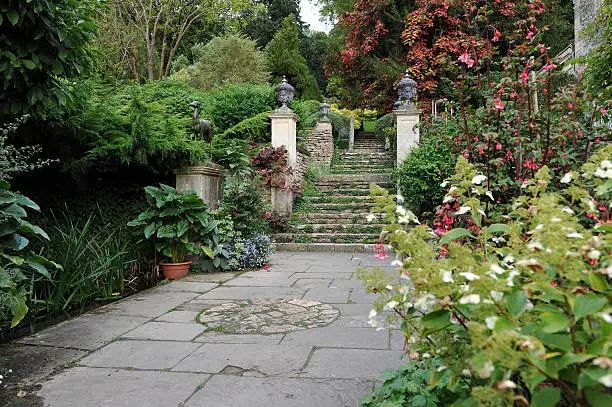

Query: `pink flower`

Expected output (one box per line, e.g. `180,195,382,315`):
520,69,529,83
495,142,502,151
492,29,501,42
526,30,534,41
542,60,557,71
458,52,475,68
478,145,485,155
494,97,504,110
600,108,607,115
375,252,388,260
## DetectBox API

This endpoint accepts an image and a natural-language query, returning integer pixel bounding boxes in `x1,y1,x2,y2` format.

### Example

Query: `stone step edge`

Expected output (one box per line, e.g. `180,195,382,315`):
273,242,393,253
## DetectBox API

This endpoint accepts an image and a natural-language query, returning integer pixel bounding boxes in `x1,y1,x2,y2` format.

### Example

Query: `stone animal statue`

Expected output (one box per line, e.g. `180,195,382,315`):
189,101,214,143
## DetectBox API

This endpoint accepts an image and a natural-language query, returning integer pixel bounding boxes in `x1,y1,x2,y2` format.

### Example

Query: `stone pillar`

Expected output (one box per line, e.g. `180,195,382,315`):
270,112,299,169
394,108,421,165
175,163,224,205
393,69,420,165
348,112,355,152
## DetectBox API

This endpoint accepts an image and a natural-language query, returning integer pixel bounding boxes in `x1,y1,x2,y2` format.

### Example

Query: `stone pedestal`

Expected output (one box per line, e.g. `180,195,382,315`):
271,187,293,216
270,112,299,169
270,111,299,215
175,163,224,205
348,113,355,152
394,108,421,165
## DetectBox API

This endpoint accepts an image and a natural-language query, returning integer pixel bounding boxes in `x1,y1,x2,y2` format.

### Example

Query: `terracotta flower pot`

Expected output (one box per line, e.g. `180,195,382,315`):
160,261,192,280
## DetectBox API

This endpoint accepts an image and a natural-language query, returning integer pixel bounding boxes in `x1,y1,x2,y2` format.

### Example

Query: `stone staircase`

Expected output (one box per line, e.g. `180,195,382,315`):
273,132,395,251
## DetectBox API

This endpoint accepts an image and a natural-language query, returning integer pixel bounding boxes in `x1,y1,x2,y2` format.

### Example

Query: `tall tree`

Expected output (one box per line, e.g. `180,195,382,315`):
98,0,252,82
266,15,322,100
0,0,99,119
243,0,303,47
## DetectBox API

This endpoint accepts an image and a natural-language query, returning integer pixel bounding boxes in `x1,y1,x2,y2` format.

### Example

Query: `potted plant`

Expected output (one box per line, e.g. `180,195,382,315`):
128,184,218,280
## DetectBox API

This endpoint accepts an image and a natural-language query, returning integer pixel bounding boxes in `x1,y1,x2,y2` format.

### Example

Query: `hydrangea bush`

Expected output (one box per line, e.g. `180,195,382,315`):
225,233,272,270
359,146,611,406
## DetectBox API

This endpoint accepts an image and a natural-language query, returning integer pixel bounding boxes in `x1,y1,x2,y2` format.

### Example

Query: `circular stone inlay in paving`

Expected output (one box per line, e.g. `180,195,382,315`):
197,298,340,334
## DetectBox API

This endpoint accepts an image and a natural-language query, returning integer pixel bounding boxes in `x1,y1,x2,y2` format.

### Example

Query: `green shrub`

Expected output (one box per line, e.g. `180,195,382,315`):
177,34,269,91
360,358,469,406
375,113,395,142
329,111,350,142
396,131,455,217
202,84,276,132
360,148,612,406
220,111,272,143
221,176,269,237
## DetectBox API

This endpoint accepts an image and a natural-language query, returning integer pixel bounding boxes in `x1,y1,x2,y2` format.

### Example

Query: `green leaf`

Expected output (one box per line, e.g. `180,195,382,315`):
573,294,607,320
1,233,29,250
19,219,49,240
531,386,560,407
439,228,473,245
143,222,157,239
540,312,569,333
15,194,39,211
0,218,20,237
589,272,608,292
493,317,516,333
202,246,214,259
6,9,19,25
594,222,612,233
485,223,509,234
25,259,51,279
421,309,451,331
585,388,612,406
3,202,27,218
22,59,35,69
506,290,527,317
156,225,176,238
10,299,28,328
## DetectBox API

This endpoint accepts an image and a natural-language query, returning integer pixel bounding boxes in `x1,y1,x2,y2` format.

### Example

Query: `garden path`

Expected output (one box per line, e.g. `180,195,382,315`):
5,252,402,406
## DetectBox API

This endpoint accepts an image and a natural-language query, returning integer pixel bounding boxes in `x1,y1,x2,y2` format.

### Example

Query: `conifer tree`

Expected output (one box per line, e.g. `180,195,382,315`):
265,15,322,101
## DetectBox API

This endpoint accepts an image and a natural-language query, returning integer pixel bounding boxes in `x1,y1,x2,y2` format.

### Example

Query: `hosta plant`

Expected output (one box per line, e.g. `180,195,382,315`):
0,180,60,327
128,184,219,263
359,147,611,406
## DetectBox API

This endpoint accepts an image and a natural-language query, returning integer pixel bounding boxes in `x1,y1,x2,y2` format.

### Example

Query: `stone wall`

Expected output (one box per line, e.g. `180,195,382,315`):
305,122,333,166
574,0,603,57
295,146,310,189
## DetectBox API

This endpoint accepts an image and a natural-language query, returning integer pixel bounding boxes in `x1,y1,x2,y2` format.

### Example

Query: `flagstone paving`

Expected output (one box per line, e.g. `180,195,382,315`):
4,252,403,407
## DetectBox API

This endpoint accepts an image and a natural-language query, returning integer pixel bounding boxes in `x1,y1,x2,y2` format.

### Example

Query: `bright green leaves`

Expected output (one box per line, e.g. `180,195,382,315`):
531,386,561,407
439,228,473,245
573,294,607,320
540,311,570,333
421,309,452,333
506,290,527,318
1,181,55,328
129,184,220,264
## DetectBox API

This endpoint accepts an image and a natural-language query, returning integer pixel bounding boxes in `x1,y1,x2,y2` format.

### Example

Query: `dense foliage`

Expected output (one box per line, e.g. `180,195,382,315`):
361,146,611,406
265,15,322,101
173,34,269,91
396,127,456,218
0,0,98,118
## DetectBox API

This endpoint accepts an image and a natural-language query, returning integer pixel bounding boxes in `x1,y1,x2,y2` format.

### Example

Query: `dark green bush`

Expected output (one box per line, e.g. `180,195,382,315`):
395,124,455,217
202,84,276,132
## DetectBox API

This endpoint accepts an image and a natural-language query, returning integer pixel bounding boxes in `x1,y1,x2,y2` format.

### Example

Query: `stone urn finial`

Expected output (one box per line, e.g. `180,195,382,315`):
319,100,331,122
394,69,417,110
275,75,295,112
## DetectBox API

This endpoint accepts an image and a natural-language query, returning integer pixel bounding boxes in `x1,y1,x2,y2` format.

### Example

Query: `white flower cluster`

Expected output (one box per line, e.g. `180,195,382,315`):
594,160,612,179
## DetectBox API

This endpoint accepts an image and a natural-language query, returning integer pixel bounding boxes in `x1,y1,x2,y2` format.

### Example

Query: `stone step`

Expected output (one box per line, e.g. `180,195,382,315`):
330,170,393,175
293,224,382,233
295,213,383,224
311,188,389,196
317,174,392,183
306,202,376,211
308,195,372,203
273,242,392,253
331,163,393,168
273,232,380,244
